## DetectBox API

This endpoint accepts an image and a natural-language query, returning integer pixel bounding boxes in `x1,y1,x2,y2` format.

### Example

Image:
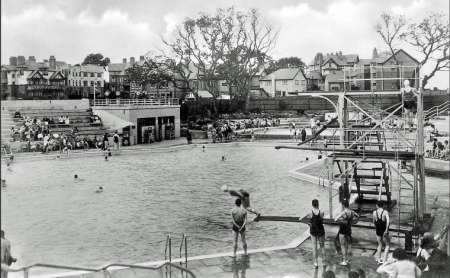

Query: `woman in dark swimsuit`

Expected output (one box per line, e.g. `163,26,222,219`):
309,199,325,268
335,200,359,266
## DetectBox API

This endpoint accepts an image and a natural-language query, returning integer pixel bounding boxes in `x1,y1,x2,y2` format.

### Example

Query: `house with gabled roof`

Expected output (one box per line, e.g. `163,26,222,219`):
320,49,420,91
259,67,307,97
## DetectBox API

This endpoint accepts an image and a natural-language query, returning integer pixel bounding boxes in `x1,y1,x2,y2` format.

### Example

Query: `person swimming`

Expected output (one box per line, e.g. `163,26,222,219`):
202,145,206,152
222,155,226,161
95,186,103,193
74,174,84,181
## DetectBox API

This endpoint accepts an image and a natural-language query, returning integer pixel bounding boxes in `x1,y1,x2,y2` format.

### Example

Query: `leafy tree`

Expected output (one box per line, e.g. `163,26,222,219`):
82,53,110,67
266,56,305,74
125,57,174,96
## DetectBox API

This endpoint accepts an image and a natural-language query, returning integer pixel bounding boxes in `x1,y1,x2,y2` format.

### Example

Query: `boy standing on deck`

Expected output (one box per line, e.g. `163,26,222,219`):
373,201,390,264
232,198,248,257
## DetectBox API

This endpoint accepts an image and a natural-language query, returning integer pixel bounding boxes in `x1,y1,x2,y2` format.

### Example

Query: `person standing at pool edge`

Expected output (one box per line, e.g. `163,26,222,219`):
373,200,390,264
308,199,325,267
334,199,359,265
232,198,247,257
113,131,120,151
1,230,17,278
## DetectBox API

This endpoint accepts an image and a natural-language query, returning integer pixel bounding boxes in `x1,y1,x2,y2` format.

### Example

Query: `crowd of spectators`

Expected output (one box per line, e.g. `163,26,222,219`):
6,111,105,153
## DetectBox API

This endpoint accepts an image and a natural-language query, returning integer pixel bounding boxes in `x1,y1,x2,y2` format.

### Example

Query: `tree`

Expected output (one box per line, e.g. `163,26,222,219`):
125,57,174,97
375,13,406,65
82,53,110,67
402,13,449,89
376,13,449,89
163,7,277,103
266,56,305,74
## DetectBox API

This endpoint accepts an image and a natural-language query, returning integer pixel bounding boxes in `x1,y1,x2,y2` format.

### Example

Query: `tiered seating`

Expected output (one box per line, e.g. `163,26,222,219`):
3,107,113,152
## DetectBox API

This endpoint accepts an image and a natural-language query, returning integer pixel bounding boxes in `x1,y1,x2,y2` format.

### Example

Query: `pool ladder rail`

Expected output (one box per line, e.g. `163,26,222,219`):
164,234,189,278
8,262,196,278
8,235,193,278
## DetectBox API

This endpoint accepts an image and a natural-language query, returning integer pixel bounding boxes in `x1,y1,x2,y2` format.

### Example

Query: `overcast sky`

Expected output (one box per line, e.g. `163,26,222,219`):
1,0,448,88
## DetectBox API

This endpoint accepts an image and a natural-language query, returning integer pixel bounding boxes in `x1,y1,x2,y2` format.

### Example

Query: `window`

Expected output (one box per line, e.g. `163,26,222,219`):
11,73,15,78
83,72,88,77
282,80,288,85
97,73,101,78
90,73,95,77
295,80,299,85
90,81,94,87
83,81,88,87
97,81,101,87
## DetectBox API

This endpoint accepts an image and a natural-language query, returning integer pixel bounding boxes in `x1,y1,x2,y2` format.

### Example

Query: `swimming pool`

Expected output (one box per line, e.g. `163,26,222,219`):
1,142,328,273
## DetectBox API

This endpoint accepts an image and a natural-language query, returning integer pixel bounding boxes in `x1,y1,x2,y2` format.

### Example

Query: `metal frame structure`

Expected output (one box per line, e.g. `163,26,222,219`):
276,64,432,248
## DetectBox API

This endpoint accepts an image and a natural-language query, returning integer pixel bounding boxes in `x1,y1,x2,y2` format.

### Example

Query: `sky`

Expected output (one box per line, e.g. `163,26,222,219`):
1,0,449,88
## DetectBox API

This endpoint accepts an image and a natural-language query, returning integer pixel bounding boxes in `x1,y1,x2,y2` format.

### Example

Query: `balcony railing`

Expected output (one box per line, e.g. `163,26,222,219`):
91,98,179,107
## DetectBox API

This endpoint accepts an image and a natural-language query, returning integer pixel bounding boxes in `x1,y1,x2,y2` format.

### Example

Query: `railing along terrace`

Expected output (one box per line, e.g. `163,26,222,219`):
92,98,179,107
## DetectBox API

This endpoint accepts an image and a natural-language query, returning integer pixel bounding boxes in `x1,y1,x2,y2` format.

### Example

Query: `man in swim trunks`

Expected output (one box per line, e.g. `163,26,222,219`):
231,198,247,257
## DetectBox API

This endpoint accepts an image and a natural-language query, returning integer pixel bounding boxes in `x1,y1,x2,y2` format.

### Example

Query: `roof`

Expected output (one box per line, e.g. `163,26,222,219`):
108,63,128,73
71,64,104,73
356,49,419,66
306,71,322,80
197,90,213,98
49,71,65,79
260,67,305,81
323,54,359,66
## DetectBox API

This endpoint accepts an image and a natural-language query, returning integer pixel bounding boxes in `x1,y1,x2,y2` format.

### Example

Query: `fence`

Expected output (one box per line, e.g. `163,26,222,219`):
92,98,179,107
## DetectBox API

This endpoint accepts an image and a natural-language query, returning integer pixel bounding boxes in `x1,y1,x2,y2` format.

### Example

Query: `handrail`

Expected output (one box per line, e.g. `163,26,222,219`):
91,98,179,107
8,262,197,278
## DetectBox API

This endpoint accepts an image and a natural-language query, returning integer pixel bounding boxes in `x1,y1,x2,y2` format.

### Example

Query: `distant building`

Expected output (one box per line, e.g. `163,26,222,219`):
67,64,106,98
306,49,420,92
1,55,68,99
108,58,131,98
259,67,307,97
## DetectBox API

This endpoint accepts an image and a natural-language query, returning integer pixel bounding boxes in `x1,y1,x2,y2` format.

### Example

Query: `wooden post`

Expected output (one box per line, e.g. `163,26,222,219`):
416,86,426,221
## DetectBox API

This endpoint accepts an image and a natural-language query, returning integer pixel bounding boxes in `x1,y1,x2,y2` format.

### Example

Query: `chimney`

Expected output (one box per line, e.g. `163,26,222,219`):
130,57,135,65
17,56,26,66
139,56,145,62
123,58,127,64
49,55,56,70
9,57,18,66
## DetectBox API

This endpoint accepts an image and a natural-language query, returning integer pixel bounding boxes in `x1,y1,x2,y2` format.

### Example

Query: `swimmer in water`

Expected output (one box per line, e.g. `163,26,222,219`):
222,155,226,161
104,155,108,161
74,174,84,181
202,145,206,152
222,185,260,217
95,186,103,193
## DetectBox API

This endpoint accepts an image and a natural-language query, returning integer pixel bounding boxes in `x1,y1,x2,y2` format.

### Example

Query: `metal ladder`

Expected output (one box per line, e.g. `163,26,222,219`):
164,234,189,278
9,262,196,278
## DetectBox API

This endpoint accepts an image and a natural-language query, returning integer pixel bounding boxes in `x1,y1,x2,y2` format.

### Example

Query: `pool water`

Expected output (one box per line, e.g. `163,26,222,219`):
1,143,329,272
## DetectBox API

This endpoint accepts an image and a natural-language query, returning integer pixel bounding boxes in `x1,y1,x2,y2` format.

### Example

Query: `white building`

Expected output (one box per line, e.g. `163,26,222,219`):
259,68,307,97
67,64,107,98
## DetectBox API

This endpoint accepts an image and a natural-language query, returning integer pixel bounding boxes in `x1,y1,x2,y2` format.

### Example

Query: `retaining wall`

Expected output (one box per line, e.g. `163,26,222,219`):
1,99,90,111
